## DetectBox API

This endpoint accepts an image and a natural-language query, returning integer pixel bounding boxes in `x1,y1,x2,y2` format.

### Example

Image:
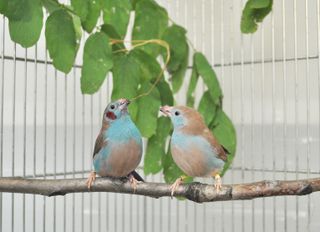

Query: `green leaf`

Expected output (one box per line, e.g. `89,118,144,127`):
71,0,89,21
161,24,189,93
130,49,174,105
45,9,80,73
162,25,188,73
186,56,199,107
82,0,101,33
101,23,125,51
172,53,188,93
103,0,131,37
111,53,141,100
210,109,236,176
134,82,161,137
195,52,222,105
144,117,171,175
144,136,164,175
157,80,173,106
81,32,113,94
131,49,161,82
133,0,168,56
112,49,167,101
42,0,61,13
250,0,270,9
241,0,273,33
0,0,8,14
198,90,218,126
6,0,43,47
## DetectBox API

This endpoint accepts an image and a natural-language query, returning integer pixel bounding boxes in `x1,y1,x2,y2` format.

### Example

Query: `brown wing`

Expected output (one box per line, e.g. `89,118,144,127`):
92,131,107,158
202,128,227,162
176,106,228,162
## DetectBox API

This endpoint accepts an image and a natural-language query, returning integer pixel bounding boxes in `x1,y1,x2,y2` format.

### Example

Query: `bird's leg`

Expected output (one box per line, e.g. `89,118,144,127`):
214,174,222,192
128,174,141,193
86,171,96,190
169,175,187,197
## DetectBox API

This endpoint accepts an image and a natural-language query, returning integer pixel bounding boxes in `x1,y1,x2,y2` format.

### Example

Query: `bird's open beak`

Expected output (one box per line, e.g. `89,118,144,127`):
160,105,172,117
119,98,130,111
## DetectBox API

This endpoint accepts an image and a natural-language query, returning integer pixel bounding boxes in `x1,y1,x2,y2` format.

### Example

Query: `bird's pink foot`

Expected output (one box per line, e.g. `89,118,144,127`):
169,177,183,197
128,174,140,193
86,171,96,190
214,174,222,193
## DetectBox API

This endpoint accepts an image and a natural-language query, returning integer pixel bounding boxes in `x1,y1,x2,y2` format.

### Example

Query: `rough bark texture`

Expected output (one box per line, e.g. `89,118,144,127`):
0,177,319,203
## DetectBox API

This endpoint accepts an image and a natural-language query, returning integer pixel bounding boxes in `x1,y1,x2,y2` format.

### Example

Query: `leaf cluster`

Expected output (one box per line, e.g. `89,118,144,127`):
0,0,236,183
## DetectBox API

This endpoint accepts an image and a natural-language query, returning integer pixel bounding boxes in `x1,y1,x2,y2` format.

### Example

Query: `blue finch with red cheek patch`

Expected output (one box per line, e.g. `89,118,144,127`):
160,105,229,196
86,98,143,190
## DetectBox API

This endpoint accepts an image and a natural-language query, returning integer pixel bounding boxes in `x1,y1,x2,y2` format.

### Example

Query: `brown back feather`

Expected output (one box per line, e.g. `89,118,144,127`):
177,106,227,162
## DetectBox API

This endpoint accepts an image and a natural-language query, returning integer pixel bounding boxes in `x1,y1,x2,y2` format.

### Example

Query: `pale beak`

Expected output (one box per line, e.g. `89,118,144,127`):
119,98,130,111
160,105,173,117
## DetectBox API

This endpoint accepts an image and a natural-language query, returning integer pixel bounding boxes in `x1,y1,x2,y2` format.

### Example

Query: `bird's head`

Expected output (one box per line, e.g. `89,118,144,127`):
103,98,131,123
160,105,205,130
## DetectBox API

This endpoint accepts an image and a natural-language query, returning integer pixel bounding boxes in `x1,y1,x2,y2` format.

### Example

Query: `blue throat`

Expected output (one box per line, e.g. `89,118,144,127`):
105,114,142,144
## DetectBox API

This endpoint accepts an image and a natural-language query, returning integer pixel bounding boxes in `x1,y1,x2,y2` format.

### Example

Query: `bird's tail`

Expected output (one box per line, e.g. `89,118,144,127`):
129,170,144,182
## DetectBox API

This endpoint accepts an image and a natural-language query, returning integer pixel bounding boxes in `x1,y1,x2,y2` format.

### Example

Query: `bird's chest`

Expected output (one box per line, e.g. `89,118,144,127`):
94,122,142,177
170,133,211,177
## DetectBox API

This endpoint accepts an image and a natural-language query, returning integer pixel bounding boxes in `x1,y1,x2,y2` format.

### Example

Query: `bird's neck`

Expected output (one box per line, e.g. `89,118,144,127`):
103,115,139,142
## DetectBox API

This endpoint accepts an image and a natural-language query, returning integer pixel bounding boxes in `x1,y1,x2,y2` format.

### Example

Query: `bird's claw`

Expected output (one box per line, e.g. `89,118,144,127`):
86,171,96,190
128,174,140,193
214,174,222,193
169,177,183,197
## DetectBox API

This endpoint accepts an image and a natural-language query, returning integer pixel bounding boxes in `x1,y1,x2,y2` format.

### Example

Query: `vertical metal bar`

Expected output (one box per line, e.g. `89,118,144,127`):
81,94,85,232
271,9,276,232
11,43,16,232
192,2,197,231
106,76,110,232
63,73,68,232
33,44,38,232
199,0,206,231
98,88,102,232
143,174,147,232
151,175,155,232
220,1,225,230
240,0,245,231
0,16,5,232
305,1,311,231
261,23,266,232
43,39,48,232
175,0,181,231
250,34,255,232
230,1,235,232
23,48,28,232
211,0,214,67
90,95,93,232
72,67,76,232
317,0,320,218
282,1,288,231
293,0,299,231
53,69,57,232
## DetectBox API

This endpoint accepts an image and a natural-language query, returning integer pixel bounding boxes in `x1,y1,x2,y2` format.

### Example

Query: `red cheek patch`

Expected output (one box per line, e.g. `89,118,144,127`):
106,111,117,120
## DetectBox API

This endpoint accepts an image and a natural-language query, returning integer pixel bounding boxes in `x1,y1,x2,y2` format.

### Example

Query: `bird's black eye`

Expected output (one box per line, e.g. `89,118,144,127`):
110,104,115,110
175,111,180,116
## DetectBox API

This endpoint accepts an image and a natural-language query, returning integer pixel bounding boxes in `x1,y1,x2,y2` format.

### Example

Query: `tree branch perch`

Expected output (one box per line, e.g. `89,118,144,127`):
0,177,319,203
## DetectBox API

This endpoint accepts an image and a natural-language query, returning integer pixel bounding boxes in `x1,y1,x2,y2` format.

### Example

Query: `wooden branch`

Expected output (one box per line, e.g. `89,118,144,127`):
0,177,319,203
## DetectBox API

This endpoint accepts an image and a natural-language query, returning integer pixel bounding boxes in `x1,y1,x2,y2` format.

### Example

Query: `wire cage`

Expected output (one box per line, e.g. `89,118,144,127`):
0,0,320,231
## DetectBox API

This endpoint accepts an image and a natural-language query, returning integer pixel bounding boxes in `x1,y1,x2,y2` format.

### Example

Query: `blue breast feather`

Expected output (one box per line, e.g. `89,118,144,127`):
93,115,142,172
171,131,225,170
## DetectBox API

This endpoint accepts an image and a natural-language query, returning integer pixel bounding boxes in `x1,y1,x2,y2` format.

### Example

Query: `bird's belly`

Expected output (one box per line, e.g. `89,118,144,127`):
171,145,213,177
94,139,142,177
